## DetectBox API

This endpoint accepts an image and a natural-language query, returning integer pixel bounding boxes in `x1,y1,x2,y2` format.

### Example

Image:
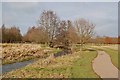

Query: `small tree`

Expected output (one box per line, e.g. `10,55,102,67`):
23,26,48,43
74,18,95,50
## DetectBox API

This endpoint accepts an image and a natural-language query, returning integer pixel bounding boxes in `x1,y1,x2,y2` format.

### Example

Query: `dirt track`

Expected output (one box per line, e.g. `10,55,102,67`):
92,51,119,79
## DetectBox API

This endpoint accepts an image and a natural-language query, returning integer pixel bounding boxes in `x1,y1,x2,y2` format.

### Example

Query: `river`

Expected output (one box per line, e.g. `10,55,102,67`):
2,59,35,74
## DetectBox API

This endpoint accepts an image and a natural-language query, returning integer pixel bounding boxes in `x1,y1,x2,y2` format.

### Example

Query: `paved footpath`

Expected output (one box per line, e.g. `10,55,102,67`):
92,51,119,79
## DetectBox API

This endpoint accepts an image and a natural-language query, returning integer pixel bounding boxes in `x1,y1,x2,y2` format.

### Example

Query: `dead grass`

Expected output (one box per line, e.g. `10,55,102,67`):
2,43,60,64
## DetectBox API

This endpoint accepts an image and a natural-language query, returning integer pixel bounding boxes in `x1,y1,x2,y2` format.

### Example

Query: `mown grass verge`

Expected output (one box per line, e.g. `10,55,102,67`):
70,51,100,78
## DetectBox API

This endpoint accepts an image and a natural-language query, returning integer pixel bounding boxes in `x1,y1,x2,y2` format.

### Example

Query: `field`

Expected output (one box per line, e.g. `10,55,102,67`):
2,43,119,78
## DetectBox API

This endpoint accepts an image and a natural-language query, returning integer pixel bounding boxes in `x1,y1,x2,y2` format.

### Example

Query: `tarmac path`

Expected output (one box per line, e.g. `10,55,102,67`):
92,51,119,79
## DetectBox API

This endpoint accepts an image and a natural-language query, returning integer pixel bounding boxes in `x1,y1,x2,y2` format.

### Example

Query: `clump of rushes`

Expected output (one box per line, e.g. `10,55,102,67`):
2,43,61,64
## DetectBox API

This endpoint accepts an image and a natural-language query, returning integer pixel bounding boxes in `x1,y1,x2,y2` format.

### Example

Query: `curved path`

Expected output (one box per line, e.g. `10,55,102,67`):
92,51,119,79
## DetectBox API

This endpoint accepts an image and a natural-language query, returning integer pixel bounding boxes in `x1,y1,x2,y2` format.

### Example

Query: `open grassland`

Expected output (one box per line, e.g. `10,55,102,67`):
3,45,100,78
92,44,118,50
2,43,61,64
91,44,119,70
100,44,118,51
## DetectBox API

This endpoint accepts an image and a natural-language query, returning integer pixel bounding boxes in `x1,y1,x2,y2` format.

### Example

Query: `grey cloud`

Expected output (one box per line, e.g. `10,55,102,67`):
2,2,118,37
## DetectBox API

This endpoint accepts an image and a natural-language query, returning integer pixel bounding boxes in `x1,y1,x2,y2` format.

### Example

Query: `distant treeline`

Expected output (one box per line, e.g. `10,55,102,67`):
0,24,22,43
0,24,119,44
0,10,119,45
89,36,119,44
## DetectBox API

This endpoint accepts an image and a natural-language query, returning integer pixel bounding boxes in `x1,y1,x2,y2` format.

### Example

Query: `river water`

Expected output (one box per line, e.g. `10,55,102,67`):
2,59,35,74
1,50,70,74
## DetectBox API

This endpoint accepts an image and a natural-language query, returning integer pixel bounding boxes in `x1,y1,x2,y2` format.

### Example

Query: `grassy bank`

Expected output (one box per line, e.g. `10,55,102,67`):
3,46,99,78
70,51,99,78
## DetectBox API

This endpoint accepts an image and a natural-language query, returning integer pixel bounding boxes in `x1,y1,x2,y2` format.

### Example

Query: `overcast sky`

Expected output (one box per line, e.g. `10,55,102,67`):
1,2,118,37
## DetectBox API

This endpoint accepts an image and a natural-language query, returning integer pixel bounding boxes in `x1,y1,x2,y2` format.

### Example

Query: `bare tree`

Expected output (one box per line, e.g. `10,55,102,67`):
74,18,95,49
38,10,60,47
55,20,72,53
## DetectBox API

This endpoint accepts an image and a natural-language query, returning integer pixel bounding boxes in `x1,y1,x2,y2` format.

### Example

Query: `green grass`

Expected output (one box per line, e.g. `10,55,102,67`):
3,46,100,78
70,51,99,78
